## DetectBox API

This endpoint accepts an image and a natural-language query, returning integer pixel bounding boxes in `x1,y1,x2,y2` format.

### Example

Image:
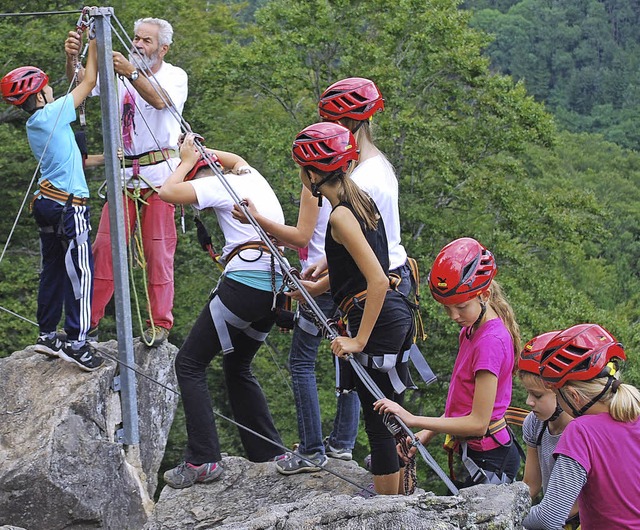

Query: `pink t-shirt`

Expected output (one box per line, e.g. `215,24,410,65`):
555,412,640,529
444,318,514,450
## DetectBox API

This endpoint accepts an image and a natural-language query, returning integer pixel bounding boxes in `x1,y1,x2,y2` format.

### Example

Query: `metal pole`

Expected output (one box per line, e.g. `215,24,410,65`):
92,6,139,445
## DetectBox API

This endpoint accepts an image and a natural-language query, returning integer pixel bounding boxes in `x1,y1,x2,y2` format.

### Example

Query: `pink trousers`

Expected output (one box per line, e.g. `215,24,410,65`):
91,191,177,330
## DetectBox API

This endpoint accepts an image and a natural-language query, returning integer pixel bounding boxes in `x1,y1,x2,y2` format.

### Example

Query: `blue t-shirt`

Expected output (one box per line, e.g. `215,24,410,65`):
26,94,88,198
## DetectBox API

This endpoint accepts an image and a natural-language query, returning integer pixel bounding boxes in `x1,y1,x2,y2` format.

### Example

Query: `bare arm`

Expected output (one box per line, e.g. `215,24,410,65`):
374,370,498,438
211,149,249,173
113,52,171,109
158,134,199,205
84,154,105,167
71,38,97,108
523,445,542,499
65,30,84,83
233,186,319,248
329,206,389,355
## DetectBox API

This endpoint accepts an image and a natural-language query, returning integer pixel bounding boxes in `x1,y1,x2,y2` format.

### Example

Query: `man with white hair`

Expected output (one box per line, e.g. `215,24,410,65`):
65,18,188,346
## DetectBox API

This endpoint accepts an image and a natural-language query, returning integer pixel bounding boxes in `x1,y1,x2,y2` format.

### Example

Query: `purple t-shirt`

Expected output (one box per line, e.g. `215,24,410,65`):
555,412,640,529
444,318,514,450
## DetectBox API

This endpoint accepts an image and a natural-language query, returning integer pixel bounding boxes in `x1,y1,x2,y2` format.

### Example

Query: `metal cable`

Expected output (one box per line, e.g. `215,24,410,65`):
0,10,82,17
93,344,375,496
190,140,459,495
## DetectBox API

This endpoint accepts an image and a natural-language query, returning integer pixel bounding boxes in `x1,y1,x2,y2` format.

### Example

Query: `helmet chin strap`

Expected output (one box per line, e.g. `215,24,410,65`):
548,403,564,422
310,172,339,207
558,376,615,417
465,300,487,340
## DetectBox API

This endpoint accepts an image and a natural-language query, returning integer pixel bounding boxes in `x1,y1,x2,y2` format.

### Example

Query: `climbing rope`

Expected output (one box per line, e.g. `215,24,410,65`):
0,12,92,278
81,338,378,497
188,136,459,495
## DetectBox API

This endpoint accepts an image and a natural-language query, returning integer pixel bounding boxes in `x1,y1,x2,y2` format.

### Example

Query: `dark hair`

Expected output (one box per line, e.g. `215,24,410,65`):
19,93,39,114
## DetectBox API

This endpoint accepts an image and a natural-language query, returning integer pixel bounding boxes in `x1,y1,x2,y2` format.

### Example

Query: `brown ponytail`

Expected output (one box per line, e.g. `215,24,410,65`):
488,280,521,357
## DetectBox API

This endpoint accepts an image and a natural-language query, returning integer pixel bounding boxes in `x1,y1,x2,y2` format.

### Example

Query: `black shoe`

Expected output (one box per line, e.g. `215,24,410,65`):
34,334,64,358
87,326,99,343
59,342,104,372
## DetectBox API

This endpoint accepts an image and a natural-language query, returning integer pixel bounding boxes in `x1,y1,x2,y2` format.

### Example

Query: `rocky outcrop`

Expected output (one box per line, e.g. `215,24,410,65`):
146,456,530,530
1,342,531,530
0,340,179,530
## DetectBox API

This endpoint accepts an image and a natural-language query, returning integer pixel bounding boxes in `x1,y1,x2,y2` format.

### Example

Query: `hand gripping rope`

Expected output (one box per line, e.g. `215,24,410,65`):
190,138,459,496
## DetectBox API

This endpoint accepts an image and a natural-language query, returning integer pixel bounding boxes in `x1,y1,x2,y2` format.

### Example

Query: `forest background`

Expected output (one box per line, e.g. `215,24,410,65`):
1,0,639,495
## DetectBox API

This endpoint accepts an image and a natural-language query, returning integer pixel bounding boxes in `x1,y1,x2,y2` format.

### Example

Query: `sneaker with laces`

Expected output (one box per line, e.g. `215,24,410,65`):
164,461,223,489
34,334,64,358
59,342,104,372
275,450,328,475
142,325,169,347
323,436,353,461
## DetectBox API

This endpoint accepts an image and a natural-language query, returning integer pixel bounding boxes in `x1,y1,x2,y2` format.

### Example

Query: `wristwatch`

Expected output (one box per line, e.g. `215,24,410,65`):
129,69,139,82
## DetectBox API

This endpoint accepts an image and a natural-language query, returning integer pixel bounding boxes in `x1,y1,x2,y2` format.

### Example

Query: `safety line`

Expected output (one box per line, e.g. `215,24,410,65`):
0,10,82,17
190,139,460,495
93,344,376,497
0,306,37,326
0,45,85,266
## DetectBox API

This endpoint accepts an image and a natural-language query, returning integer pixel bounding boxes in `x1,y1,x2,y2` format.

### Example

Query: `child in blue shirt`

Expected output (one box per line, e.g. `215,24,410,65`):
1,35,102,371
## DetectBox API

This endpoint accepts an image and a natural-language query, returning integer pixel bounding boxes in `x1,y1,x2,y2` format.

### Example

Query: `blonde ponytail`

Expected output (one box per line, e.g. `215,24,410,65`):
488,280,521,356
610,381,640,422
567,377,640,422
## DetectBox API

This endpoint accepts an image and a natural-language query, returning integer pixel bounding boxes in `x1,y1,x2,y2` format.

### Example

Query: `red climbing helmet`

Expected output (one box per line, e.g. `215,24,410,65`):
539,324,626,388
318,77,385,121
428,237,497,305
1,66,49,106
184,151,221,182
518,331,560,375
292,122,358,173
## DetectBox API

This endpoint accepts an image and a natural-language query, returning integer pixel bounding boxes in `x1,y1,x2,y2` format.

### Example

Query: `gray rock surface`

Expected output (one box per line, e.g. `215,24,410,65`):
1,342,530,530
0,340,179,530
146,456,531,529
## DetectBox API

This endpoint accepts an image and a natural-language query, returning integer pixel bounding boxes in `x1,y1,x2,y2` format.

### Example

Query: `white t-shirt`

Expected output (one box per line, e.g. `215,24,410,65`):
190,166,285,274
93,61,188,188
298,199,332,271
351,154,407,270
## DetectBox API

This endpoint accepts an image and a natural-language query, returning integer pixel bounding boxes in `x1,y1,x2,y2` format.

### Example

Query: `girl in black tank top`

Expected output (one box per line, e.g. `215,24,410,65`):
292,122,414,495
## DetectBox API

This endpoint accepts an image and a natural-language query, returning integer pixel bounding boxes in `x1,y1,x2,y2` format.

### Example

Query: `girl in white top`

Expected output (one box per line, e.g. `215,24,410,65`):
158,133,285,489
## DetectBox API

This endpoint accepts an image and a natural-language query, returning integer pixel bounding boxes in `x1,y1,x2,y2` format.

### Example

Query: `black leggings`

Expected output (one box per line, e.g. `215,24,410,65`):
175,277,283,465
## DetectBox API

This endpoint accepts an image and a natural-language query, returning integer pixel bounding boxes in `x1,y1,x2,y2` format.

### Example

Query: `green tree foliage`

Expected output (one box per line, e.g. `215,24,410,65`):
0,0,638,496
466,0,640,148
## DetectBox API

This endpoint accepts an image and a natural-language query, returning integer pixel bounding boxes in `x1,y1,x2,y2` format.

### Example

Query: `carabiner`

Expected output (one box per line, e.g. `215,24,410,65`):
75,6,93,35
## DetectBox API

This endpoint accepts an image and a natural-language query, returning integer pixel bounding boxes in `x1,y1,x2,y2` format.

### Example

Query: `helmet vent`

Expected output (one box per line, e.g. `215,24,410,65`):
573,357,592,373
554,353,575,366
460,254,480,282
540,345,560,363
565,345,589,356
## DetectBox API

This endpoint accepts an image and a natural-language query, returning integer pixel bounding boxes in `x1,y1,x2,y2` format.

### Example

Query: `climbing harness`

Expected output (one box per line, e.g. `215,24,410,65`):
90,342,374,496
123,148,179,172
442,417,514,486
32,179,88,208
207,238,286,355
186,134,458,495
336,276,435,395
